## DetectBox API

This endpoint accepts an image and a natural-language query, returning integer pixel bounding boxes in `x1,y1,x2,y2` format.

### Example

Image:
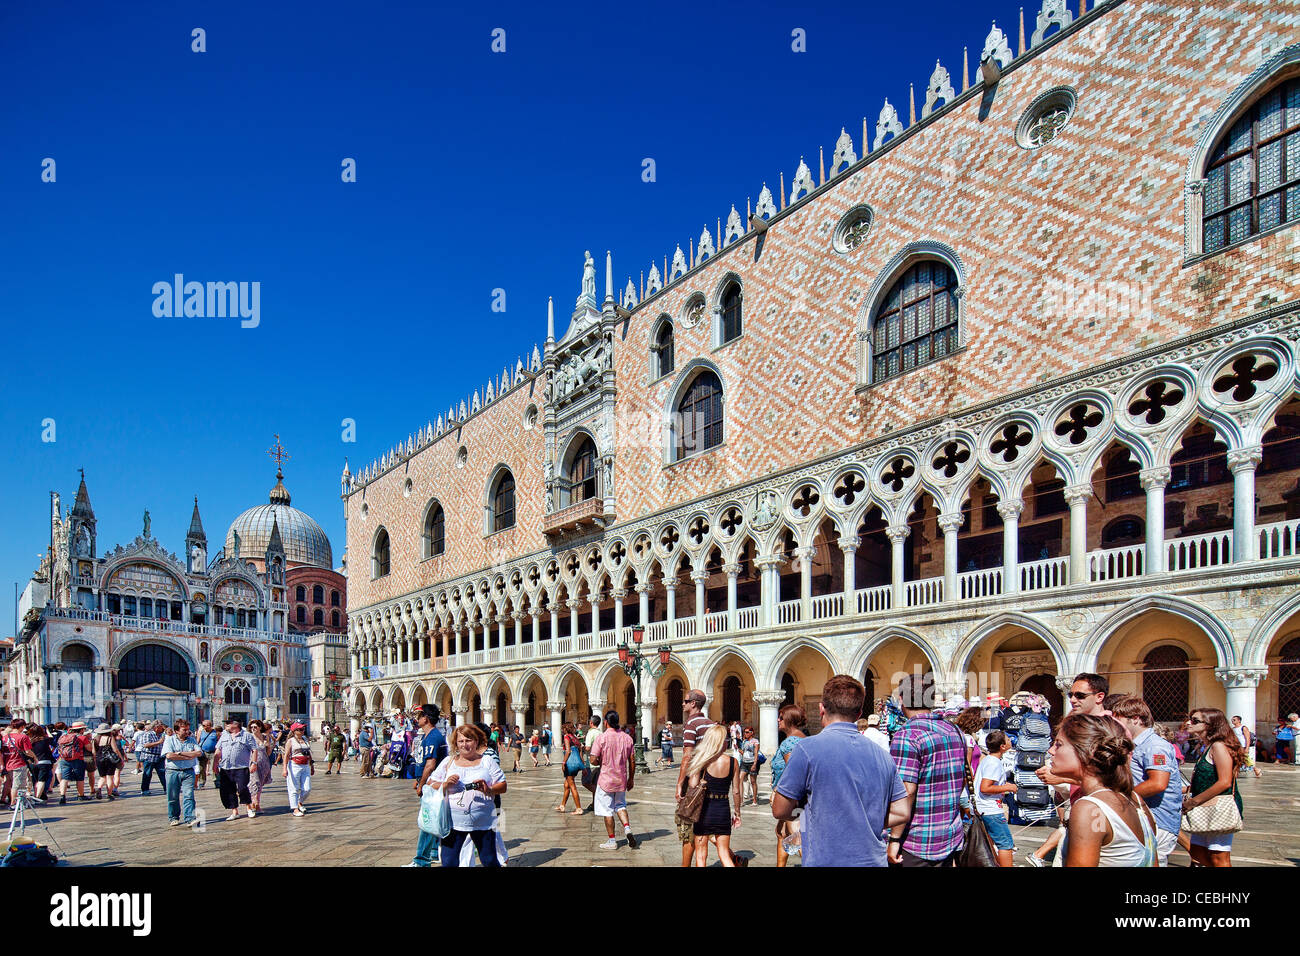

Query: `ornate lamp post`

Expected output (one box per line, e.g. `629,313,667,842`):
617,625,671,775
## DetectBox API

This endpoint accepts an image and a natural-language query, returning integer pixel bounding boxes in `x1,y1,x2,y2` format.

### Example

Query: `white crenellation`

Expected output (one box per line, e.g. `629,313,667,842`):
1032,0,1074,47
724,205,744,245
829,128,857,177
645,263,663,296
874,98,904,149
790,159,815,204
669,245,688,282
922,60,956,118
982,21,1014,70
755,184,777,220
697,226,716,262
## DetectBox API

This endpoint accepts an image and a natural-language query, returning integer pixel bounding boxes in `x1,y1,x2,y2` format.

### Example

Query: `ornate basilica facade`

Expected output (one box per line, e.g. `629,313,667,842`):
344,0,1300,756
9,464,346,729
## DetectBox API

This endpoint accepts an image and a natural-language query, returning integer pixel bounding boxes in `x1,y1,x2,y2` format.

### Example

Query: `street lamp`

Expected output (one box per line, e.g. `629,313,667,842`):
616,624,670,775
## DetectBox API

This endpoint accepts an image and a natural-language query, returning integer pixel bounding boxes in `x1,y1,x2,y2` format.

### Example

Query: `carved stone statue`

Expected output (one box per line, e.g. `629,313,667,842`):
581,250,596,302
232,530,241,559
751,491,780,532
142,509,151,538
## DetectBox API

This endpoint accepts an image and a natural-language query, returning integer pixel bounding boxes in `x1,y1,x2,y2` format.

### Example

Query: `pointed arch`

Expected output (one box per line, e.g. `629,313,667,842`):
512,667,548,704
551,662,590,702
845,625,945,684
1079,595,1236,671
951,612,1071,677
762,637,842,689
696,643,761,692
1245,590,1300,667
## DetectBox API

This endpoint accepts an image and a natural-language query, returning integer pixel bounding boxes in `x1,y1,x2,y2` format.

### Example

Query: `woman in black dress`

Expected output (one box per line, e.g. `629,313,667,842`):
686,724,743,866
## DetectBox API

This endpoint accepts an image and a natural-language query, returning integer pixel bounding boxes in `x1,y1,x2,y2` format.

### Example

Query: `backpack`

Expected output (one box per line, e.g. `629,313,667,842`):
1015,713,1052,754
57,733,85,762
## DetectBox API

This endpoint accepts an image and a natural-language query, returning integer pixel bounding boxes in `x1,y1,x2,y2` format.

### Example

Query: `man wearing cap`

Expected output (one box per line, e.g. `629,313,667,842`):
405,704,450,866
2,719,36,804
674,689,713,866
213,717,258,821
56,721,95,804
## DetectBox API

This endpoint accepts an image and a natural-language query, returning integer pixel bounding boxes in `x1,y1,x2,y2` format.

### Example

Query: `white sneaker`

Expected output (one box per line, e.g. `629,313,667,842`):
247,808,256,818
1025,853,1046,867
598,838,618,849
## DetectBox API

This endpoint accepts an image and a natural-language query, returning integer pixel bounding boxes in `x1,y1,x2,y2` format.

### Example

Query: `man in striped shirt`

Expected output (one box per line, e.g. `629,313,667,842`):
139,722,166,795
674,688,713,867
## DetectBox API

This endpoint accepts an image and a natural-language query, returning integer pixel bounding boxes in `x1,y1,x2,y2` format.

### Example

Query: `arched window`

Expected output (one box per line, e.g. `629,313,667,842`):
1142,645,1190,722
872,260,958,383
296,606,306,624
1170,424,1229,491
566,436,598,505
781,672,796,707
673,369,724,461
1102,516,1145,547
424,502,446,558
296,585,306,602
719,281,742,344
313,585,324,604
1202,77,1300,254
224,678,251,706
313,608,324,626
490,471,516,532
331,589,340,606
721,675,742,723
373,528,390,578
1104,446,1142,501
119,644,190,691
652,320,675,378
331,610,340,628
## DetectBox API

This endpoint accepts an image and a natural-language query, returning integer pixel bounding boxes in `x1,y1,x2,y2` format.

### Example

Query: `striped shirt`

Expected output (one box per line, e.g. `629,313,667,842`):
890,713,967,861
139,730,164,758
681,714,713,750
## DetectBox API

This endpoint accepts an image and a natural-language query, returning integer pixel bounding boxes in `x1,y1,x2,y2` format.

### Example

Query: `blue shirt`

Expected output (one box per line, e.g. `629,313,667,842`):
215,730,257,770
161,733,200,770
413,727,447,768
1130,728,1183,835
198,729,220,754
774,722,907,867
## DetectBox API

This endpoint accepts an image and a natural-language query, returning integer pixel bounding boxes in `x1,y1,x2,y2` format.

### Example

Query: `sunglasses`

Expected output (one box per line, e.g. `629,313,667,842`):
1067,691,1095,700
1187,717,1206,725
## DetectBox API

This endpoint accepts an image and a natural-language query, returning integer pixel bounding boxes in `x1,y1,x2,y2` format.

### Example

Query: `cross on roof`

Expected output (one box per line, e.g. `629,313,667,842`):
267,434,292,471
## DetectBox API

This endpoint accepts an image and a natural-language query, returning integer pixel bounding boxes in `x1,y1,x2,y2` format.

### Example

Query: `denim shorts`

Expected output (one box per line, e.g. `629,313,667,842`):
980,812,1015,851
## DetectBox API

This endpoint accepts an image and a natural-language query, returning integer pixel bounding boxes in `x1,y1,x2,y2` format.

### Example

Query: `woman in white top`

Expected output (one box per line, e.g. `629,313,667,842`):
281,723,314,816
1050,713,1158,867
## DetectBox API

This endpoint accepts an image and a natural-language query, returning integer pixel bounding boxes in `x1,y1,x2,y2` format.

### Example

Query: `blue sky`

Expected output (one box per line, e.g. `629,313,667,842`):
0,0,1021,629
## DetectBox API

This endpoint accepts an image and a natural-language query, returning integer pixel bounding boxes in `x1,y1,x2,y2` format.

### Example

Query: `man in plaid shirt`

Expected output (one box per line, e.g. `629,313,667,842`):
888,672,967,866
139,722,166,795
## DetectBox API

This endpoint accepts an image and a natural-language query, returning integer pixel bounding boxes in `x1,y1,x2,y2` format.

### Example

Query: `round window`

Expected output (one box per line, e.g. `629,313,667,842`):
832,204,874,254
523,404,538,430
1016,87,1077,149
456,446,468,468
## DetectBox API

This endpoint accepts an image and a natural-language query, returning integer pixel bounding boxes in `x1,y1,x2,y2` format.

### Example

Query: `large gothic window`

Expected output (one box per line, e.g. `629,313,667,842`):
118,644,190,692
424,502,445,558
1142,645,1190,722
372,528,391,578
224,678,251,706
491,471,516,532
673,370,724,461
872,260,958,383
719,282,743,344
566,436,598,505
1203,78,1300,254
652,320,675,378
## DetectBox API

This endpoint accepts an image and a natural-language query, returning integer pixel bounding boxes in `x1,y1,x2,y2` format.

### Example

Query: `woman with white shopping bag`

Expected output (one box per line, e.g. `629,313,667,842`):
1181,707,1245,868
427,724,507,867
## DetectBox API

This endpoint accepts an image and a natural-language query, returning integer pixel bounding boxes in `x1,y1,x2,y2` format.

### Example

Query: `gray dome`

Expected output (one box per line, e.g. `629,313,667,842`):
225,503,333,569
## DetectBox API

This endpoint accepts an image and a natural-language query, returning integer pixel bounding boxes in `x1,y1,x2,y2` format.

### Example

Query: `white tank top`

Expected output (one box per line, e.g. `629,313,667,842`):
1075,790,1156,867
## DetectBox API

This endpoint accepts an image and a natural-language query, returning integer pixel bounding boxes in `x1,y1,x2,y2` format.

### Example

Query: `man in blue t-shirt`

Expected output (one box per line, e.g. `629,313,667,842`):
407,705,450,867
195,719,220,790
1112,696,1183,867
772,674,912,867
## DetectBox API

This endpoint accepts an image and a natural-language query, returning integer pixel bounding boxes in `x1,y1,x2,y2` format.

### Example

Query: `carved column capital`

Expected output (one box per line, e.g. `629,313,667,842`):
1186,178,1207,196
1227,446,1263,474
1063,483,1093,506
722,563,742,577
996,500,1024,521
545,699,567,712
885,524,911,543
1214,666,1267,689
937,512,964,534
751,690,787,708
1140,467,1171,491
610,588,627,599
837,535,861,553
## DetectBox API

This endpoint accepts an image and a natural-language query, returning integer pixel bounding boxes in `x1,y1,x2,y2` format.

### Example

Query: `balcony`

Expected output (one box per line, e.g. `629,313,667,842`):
542,496,606,537
350,518,1300,683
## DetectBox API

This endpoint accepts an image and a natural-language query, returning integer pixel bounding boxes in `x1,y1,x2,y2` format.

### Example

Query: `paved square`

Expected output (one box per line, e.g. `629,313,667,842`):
14,757,1300,866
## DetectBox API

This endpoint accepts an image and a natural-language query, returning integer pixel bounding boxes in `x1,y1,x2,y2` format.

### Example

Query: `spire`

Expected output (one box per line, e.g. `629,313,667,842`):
604,250,613,304
267,514,284,554
187,496,206,543
547,296,555,341
71,468,94,518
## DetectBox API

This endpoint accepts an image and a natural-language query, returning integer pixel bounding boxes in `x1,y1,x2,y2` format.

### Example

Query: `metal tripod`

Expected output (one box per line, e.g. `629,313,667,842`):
5,789,65,860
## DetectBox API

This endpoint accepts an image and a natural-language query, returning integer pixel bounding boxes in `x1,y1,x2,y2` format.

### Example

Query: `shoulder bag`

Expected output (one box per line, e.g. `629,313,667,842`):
676,769,707,824
1182,762,1242,834
954,725,1000,868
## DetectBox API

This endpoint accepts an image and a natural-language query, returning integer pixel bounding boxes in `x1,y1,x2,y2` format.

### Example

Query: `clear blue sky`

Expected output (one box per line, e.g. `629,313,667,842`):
0,0,1018,630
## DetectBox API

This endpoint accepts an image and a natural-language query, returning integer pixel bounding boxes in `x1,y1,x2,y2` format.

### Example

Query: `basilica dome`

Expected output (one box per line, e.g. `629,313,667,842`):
224,469,334,570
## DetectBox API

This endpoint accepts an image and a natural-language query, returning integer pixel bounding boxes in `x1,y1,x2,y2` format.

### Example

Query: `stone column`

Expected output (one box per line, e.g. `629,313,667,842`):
753,556,776,627
753,691,786,766
530,613,541,646
513,708,525,730
1215,667,1266,736
612,589,625,636
1064,483,1091,585
639,696,657,749
514,614,522,647
998,500,1024,596
636,584,650,628
1138,466,1170,574
547,699,566,739
1229,446,1263,564
590,597,600,638
497,617,506,649
886,524,909,609
550,606,559,644
452,705,467,727
839,536,859,608
938,513,962,603
693,571,707,633
569,600,580,639
664,582,676,626
796,545,815,622
723,563,740,630
589,699,607,724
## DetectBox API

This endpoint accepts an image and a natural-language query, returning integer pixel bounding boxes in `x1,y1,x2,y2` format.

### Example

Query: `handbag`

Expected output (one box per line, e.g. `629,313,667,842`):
417,783,452,839
1182,755,1243,834
677,777,707,824
954,727,999,868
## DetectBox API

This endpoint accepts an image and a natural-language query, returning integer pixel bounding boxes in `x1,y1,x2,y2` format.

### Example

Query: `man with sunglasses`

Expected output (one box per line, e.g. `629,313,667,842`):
675,689,713,866
1026,673,1110,866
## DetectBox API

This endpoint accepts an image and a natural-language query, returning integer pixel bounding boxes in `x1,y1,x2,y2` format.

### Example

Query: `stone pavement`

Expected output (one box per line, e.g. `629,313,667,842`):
12,755,1300,867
